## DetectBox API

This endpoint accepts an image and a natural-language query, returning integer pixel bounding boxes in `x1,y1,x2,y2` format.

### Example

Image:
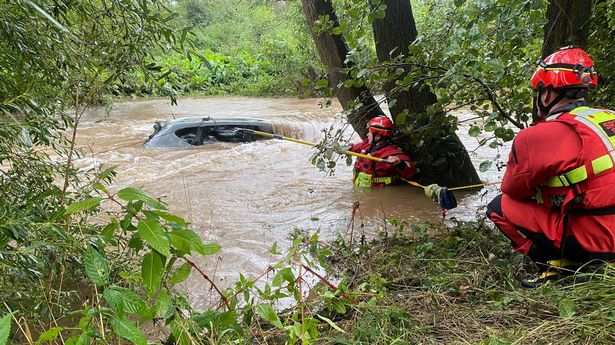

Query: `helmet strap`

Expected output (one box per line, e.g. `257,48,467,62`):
537,87,566,116
564,88,589,99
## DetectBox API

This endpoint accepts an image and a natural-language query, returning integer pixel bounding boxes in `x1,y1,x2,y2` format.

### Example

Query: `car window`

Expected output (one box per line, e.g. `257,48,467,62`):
175,127,201,145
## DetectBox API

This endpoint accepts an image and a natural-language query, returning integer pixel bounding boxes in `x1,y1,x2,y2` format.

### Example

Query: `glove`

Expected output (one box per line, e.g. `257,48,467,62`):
424,184,443,203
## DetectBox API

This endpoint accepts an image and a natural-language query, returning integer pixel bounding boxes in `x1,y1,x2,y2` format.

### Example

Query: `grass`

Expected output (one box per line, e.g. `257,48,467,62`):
319,220,615,344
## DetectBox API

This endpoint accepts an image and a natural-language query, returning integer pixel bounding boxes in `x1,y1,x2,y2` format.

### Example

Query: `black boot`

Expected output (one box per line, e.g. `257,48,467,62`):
521,259,579,288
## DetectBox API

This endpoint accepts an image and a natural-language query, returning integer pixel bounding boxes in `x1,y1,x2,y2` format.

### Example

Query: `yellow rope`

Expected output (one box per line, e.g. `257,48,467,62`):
246,129,501,191
448,181,501,191
247,129,388,162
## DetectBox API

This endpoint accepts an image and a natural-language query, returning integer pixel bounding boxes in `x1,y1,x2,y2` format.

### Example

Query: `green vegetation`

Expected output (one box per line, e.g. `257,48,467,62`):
322,221,615,344
1,0,614,344
115,0,320,98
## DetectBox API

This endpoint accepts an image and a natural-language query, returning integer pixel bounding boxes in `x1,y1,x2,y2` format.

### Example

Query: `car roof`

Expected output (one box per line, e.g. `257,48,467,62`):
162,117,270,127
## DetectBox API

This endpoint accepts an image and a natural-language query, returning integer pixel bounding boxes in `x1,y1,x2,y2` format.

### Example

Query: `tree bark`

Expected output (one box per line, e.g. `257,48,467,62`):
542,0,594,58
533,0,595,121
301,0,385,138
372,0,480,187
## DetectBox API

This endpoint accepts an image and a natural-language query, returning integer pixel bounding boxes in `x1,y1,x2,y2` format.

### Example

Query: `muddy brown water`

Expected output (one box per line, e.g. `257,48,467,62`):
76,97,507,308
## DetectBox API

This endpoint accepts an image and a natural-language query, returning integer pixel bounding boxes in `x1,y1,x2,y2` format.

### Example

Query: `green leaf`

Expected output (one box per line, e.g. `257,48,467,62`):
195,242,221,256
332,299,347,314
317,314,346,333
110,317,147,345
479,160,493,173
488,140,501,149
66,197,102,215
35,327,64,344
142,251,165,297
147,210,187,226
0,314,12,345
104,287,125,315
468,125,481,137
484,121,496,132
396,110,408,125
128,236,144,252
255,304,283,328
117,188,167,210
495,127,515,141
269,241,281,255
558,298,576,318
137,219,170,257
273,267,295,287
315,79,329,89
169,263,191,286
168,230,195,254
155,289,174,319
84,246,109,286
102,219,120,239
104,286,148,317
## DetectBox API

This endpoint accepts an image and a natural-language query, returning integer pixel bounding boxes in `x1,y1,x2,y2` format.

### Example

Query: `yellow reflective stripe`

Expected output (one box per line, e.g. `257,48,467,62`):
373,176,393,184
582,111,615,149
565,165,588,183
569,106,591,115
544,68,594,74
543,154,612,187
354,172,373,187
543,167,583,187
574,112,615,162
542,107,615,189
592,154,614,175
353,172,393,187
570,107,600,116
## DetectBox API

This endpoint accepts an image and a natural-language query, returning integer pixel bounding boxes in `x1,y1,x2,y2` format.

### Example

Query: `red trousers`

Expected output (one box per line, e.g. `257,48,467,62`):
487,194,615,264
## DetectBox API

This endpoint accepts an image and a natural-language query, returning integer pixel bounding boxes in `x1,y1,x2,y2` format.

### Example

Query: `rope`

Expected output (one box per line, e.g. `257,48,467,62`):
448,181,501,191
401,178,500,191
243,129,502,191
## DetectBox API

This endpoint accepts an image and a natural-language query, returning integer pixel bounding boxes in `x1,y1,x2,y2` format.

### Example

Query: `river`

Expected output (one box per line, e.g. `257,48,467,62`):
77,96,507,308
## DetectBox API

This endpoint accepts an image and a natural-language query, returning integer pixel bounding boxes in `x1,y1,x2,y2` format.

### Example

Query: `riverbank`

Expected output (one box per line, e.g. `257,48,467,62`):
312,220,615,344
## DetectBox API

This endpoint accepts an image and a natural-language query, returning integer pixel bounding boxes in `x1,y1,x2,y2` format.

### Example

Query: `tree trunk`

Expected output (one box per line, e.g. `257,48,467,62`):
542,0,594,58
372,0,480,187
301,0,385,138
533,0,595,121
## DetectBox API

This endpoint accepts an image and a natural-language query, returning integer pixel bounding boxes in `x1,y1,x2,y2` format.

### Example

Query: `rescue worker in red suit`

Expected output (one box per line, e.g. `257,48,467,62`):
349,116,417,187
487,47,615,287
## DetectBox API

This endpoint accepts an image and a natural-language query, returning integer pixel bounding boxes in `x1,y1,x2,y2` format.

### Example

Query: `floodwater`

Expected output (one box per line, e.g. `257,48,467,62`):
77,97,507,308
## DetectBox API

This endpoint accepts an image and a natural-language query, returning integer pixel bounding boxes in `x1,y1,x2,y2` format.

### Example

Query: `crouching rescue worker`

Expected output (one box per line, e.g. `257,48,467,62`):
487,47,615,287
349,116,416,187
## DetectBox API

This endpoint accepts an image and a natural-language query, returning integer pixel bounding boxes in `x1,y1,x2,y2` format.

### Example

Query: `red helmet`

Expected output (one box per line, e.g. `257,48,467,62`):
530,47,598,91
368,116,394,137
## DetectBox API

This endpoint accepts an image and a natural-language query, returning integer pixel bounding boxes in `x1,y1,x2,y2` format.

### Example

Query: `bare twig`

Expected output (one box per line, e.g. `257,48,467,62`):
472,77,525,129
301,264,354,303
183,258,230,311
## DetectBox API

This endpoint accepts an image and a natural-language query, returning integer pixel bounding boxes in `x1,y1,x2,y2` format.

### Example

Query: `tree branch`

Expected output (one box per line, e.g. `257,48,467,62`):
184,258,230,311
472,77,525,129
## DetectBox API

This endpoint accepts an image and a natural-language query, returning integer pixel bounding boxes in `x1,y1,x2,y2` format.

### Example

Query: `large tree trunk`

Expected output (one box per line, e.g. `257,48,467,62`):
542,0,594,58
533,0,595,121
301,0,385,138
372,0,480,187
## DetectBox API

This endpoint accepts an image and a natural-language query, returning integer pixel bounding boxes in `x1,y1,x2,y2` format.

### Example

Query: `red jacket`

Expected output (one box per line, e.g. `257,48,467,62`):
349,139,416,187
502,104,615,254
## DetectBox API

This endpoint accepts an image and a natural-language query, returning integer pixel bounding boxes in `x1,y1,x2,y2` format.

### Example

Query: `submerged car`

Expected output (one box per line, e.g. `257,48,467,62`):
144,117,274,148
